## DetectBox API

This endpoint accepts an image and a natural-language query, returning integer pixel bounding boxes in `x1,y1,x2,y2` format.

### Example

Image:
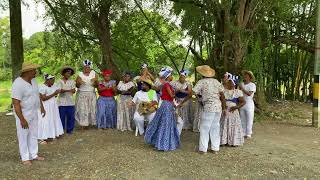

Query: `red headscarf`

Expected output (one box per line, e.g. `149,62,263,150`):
101,70,112,76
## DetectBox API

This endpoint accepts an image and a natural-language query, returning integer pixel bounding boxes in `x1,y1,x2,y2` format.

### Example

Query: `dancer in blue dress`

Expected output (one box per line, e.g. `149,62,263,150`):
144,67,180,151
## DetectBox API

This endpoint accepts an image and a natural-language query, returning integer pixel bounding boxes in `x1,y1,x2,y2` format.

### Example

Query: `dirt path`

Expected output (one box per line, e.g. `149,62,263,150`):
0,102,319,179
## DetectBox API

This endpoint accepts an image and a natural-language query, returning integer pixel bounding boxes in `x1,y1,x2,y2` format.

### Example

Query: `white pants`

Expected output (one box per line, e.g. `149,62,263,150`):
15,114,39,161
176,116,183,136
240,102,255,137
133,112,156,135
199,112,221,152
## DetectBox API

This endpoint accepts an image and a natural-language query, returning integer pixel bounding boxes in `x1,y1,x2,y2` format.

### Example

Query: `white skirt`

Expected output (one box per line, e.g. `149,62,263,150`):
38,97,64,140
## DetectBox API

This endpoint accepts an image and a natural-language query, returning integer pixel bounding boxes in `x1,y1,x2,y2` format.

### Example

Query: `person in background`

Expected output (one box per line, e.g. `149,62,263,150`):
129,78,158,136
172,69,193,130
136,63,155,91
57,66,76,134
193,65,226,154
239,70,256,139
11,62,45,166
220,74,246,146
75,60,97,129
144,67,180,151
117,72,135,131
96,70,117,129
38,74,64,144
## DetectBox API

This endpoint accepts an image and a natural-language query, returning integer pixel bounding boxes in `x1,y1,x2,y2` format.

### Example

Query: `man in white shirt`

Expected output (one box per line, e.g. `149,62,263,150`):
129,78,158,135
11,62,46,166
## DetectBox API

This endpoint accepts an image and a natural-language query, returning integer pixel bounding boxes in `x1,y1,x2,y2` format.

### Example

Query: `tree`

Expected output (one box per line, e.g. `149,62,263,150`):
9,0,23,81
41,0,134,79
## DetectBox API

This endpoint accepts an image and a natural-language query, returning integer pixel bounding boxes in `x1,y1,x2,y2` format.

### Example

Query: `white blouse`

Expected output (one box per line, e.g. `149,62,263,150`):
78,70,96,92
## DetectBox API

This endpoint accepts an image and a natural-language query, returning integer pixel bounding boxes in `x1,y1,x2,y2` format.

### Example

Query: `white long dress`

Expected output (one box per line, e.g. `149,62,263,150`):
38,84,64,139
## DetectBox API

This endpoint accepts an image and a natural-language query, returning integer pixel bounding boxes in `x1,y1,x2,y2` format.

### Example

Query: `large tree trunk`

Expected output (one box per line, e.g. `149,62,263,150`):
92,2,121,80
9,0,24,81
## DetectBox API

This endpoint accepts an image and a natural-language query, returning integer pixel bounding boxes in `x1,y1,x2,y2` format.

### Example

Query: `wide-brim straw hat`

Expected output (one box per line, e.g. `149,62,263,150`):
242,70,255,81
61,66,75,75
196,65,215,78
21,62,41,73
140,77,154,87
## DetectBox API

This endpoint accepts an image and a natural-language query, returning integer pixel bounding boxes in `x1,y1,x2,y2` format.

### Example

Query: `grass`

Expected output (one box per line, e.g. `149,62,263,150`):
0,80,12,112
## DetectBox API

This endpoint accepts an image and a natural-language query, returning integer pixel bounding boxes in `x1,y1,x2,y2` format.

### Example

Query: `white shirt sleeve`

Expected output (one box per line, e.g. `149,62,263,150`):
132,92,139,104
38,85,47,95
247,83,256,93
11,79,23,100
71,80,76,89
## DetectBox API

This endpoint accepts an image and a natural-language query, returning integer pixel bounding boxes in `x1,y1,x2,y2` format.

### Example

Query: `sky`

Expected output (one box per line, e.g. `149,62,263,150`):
0,0,46,38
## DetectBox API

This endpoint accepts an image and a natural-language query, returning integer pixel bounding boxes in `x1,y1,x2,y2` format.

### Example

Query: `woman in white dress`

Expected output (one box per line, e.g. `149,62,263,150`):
75,60,98,129
220,74,246,146
117,72,135,131
172,70,193,130
38,74,64,144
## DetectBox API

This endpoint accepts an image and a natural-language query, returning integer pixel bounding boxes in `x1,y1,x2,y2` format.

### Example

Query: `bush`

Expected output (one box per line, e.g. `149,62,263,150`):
0,68,11,81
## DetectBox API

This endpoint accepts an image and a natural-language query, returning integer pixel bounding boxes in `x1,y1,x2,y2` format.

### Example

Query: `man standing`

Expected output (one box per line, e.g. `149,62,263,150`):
193,65,226,154
12,62,46,166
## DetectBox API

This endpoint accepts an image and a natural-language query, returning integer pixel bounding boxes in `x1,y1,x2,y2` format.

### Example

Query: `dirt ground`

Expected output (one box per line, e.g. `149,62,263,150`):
0,101,319,179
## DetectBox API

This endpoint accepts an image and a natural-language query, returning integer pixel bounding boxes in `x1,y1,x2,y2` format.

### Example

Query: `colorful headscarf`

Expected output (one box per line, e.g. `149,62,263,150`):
228,73,240,86
141,63,148,69
44,73,55,80
159,67,172,79
101,69,112,76
83,59,93,68
180,69,189,77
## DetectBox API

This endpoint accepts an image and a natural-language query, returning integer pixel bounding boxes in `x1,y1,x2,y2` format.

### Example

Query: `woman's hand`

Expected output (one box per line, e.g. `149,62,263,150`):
229,106,238,113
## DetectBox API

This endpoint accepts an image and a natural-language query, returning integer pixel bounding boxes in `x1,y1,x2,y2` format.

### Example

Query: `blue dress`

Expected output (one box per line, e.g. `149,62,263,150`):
144,100,180,151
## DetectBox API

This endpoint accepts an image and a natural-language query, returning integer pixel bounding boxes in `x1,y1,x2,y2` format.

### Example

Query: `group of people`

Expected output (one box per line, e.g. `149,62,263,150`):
11,60,256,166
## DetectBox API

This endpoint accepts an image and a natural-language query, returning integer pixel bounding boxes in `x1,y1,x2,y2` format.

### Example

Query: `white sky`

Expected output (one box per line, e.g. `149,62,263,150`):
0,0,190,46
0,0,46,38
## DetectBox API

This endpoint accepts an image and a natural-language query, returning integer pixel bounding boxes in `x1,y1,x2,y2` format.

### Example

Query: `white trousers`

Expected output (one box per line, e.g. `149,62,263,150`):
176,116,183,136
15,114,39,161
133,112,156,135
240,102,255,137
199,111,221,152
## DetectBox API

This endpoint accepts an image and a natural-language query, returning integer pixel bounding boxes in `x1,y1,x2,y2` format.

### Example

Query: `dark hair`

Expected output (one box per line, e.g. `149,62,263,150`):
62,68,74,75
141,81,152,89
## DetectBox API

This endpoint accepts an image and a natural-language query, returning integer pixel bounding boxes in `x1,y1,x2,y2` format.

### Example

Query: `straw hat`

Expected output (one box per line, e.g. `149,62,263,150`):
242,70,255,81
196,65,215,78
61,66,75,75
21,62,41,73
140,77,154,86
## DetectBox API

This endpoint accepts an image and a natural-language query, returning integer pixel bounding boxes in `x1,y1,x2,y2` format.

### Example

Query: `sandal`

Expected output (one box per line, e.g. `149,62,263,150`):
22,160,32,166
39,140,48,145
33,156,45,161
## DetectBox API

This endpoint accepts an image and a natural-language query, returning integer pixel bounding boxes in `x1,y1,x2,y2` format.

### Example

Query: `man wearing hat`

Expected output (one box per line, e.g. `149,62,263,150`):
11,62,46,166
239,70,256,139
193,65,226,154
129,77,158,136
57,66,76,134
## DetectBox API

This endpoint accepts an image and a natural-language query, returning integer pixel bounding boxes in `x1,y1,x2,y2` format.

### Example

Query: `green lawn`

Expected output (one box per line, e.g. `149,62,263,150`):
0,80,12,112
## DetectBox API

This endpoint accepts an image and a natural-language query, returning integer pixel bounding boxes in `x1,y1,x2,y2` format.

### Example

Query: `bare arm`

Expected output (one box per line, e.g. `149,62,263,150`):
177,85,192,106
219,92,227,111
40,90,60,101
76,76,83,88
166,85,175,99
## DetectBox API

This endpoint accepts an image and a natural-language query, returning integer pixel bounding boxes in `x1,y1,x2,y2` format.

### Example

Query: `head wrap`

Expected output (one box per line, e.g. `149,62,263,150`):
83,59,93,68
159,67,172,79
102,69,112,76
228,73,240,86
44,73,55,80
141,63,148,69
180,69,189,77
